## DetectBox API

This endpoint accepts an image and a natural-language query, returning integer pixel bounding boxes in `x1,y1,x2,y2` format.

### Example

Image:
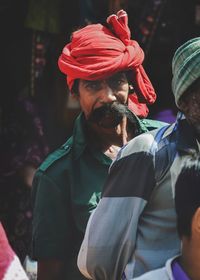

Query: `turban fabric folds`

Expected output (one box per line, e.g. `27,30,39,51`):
58,10,156,117
172,37,200,107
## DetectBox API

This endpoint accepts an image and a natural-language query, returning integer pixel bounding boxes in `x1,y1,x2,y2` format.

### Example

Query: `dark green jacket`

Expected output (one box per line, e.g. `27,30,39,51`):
31,113,166,279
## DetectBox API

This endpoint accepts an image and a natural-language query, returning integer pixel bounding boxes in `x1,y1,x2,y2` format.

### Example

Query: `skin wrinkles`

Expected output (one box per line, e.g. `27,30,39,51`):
73,71,136,152
179,86,200,136
77,72,129,126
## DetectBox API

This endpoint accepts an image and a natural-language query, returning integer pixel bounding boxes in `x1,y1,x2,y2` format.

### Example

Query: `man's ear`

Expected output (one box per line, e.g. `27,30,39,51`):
72,94,79,101
177,98,188,114
66,94,80,109
192,207,200,237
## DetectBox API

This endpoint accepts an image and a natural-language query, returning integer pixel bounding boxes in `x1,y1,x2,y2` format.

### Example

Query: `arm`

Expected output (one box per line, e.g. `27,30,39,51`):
31,170,73,280
78,135,156,280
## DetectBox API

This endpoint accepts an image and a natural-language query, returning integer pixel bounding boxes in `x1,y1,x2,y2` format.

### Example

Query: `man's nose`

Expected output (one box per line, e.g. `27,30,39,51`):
100,85,117,104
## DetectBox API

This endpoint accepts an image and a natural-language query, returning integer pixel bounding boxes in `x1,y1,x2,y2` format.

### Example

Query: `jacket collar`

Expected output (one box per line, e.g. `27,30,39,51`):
72,112,156,160
71,113,87,160
71,113,112,164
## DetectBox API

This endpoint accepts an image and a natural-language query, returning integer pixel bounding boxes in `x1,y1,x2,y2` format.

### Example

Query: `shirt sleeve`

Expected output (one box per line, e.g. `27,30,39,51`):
77,136,156,280
31,170,73,260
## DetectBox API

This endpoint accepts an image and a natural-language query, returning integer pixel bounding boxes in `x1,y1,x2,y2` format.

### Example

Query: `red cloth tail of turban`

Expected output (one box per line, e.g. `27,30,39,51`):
58,10,156,118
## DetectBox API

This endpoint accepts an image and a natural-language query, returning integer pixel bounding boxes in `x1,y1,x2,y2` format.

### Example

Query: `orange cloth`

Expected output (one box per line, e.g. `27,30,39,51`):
58,10,156,117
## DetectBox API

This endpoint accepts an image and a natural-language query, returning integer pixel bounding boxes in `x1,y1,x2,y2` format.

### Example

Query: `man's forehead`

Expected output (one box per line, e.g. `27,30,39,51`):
81,71,128,83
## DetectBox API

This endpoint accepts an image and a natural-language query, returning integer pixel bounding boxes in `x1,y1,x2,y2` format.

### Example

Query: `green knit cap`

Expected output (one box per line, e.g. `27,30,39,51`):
172,37,200,107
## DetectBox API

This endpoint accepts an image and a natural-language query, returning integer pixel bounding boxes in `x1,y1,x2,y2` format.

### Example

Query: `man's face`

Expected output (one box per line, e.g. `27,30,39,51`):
77,72,130,128
179,87,200,134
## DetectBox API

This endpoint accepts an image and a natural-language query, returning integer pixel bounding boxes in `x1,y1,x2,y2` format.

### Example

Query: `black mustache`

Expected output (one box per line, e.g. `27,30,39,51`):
88,102,137,128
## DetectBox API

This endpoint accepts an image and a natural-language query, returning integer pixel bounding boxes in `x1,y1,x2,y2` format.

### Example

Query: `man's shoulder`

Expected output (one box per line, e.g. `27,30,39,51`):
38,137,73,174
118,123,175,161
38,113,87,174
143,118,168,131
122,128,159,157
133,121,175,148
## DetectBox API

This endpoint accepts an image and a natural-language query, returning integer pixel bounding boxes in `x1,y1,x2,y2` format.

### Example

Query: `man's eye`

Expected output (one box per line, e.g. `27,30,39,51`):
85,82,102,91
109,79,126,88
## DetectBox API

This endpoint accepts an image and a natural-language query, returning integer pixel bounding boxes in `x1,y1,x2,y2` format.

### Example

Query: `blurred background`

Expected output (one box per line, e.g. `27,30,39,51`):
0,0,200,264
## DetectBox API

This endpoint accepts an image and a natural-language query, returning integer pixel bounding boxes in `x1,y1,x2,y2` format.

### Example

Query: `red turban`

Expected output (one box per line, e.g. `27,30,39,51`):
58,10,156,117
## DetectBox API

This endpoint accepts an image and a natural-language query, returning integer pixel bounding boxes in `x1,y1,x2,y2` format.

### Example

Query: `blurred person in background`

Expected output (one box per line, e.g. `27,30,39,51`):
0,96,49,264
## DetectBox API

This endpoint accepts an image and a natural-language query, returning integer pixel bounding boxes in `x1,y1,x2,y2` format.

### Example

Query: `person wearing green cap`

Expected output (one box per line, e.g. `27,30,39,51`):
77,37,200,280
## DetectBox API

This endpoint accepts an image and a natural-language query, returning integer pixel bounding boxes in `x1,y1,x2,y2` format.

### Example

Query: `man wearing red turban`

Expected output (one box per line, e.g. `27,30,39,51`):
58,9,156,118
31,10,165,280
